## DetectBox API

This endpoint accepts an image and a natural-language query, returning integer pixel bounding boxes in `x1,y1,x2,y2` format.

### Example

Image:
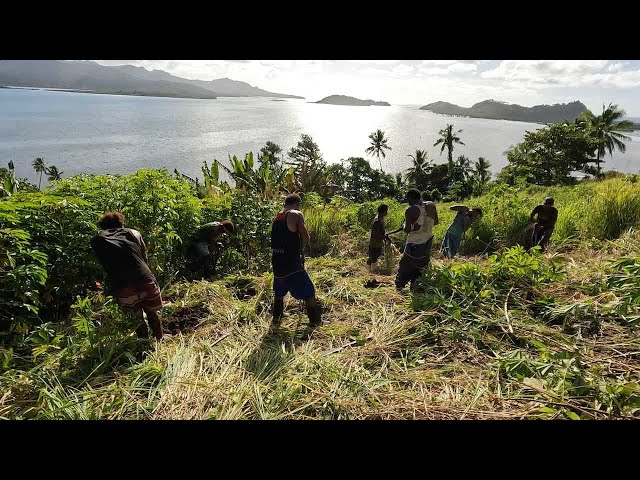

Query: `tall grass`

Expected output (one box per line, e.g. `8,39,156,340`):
303,177,640,258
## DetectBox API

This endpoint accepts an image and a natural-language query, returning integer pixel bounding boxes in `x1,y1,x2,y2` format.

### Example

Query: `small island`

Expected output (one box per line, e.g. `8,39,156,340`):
420,99,588,123
315,95,390,106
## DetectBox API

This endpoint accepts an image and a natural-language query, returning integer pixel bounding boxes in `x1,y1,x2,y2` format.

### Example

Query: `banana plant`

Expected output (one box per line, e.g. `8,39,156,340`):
0,161,19,197
202,160,230,197
220,152,291,200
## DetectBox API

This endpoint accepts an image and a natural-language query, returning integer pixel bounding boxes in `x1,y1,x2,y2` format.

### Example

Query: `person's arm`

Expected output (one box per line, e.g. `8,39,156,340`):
403,206,421,233
530,205,540,222
464,213,474,231
130,229,149,263
386,226,404,236
140,238,148,263
550,207,558,226
90,235,107,270
425,202,439,226
297,213,310,246
450,205,469,213
288,210,310,246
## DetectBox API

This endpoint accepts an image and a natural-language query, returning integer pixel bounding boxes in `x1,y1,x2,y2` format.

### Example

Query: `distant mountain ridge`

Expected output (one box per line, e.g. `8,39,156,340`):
315,95,390,106
420,99,588,123
0,60,304,100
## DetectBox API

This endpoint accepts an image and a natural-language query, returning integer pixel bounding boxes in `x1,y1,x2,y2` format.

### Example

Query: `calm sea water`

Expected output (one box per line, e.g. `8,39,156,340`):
1,88,639,185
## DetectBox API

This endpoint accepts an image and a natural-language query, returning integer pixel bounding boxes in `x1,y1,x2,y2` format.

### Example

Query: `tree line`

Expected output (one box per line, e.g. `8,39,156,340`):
1,103,633,201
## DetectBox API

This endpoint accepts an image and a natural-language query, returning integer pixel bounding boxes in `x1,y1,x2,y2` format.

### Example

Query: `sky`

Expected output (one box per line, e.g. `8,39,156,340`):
94,60,640,116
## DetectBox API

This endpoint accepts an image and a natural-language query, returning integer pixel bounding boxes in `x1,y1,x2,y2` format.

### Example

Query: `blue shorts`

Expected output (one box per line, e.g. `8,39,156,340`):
273,270,315,300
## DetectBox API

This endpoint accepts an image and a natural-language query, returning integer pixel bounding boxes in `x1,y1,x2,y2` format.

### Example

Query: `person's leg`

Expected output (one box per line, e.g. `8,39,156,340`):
440,231,452,259
272,277,288,324
117,287,150,339
139,281,164,340
531,223,541,248
144,308,163,341
290,271,321,326
371,247,382,274
449,234,462,258
273,297,284,324
408,242,430,291
366,246,375,272
133,310,149,338
305,296,321,326
395,254,415,289
538,226,553,251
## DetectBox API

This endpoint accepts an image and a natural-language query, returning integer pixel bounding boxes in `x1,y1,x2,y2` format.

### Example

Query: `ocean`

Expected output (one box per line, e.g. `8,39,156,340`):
1,88,639,185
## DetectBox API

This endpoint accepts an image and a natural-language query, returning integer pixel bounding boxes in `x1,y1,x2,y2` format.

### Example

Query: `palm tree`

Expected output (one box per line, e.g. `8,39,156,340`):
433,124,465,169
365,129,391,170
405,149,431,188
450,155,472,186
578,103,633,174
473,157,492,184
32,157,47,189
45,165,63,181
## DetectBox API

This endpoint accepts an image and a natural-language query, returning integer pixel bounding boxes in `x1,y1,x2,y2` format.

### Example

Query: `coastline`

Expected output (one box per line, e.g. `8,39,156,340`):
0,85,304,101
420,108,640,130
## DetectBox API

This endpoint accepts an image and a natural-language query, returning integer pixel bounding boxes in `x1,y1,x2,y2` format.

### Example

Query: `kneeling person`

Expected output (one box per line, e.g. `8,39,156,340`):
271,193,321,326
90,212,163,340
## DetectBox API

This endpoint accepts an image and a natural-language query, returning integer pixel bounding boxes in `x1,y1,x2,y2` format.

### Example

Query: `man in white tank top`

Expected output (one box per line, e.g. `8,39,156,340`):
395,188,438,291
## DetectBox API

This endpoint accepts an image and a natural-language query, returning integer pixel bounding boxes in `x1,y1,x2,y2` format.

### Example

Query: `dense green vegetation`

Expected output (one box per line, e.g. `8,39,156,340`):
1,110,639,419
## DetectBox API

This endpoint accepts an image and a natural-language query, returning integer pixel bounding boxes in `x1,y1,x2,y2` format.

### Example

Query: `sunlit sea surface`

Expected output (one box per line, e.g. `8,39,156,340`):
2,88,638,185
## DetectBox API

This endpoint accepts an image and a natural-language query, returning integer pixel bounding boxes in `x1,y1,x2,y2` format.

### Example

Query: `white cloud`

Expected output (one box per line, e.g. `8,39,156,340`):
90,60,640,114
420,60,458,66
447,63,478,73
482,60,609,82
391,64,415,76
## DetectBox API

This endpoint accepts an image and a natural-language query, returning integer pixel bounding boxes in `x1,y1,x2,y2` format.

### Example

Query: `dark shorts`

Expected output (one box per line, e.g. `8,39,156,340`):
395,238,433,289
116,280,163,314
367,245,383,265
273,270,315,300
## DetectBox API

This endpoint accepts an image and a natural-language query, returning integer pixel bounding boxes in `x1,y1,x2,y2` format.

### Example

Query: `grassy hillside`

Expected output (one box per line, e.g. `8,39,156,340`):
1,173,639,419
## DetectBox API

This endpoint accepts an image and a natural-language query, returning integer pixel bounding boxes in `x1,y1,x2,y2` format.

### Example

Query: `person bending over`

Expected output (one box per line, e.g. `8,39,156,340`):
440,205,483,259
188,220,235,278
529,197,558,251
90,212,163,341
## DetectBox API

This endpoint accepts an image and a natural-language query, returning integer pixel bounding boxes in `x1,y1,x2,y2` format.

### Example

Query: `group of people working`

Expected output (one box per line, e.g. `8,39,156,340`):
89,190,558,340
365,190,558,291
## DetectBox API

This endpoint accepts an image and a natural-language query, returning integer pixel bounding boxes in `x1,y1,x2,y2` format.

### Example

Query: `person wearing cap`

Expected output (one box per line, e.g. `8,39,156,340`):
529,197,558,251
188,220,235,278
